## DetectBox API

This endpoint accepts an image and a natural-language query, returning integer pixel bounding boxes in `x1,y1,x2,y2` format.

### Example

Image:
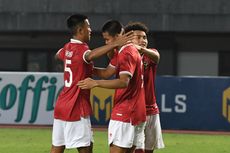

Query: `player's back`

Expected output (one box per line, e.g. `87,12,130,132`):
54,39,93,121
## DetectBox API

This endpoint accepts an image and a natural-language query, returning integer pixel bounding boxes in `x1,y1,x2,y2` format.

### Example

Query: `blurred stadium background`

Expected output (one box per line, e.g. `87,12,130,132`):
0,0,230,132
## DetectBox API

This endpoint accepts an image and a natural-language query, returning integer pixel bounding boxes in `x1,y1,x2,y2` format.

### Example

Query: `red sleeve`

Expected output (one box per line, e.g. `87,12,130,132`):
58,48,65,60
118,46,136,78
109,51,118,67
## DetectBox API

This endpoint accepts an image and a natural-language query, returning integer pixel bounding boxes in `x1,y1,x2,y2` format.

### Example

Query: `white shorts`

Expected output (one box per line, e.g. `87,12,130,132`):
52,117,93,149
108,120,146,148
136,114,165,150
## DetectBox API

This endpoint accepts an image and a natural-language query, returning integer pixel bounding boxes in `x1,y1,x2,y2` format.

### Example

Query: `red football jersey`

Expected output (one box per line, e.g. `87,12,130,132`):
109,49,118,68
142,49,160,115
54,39,93,121
111,44,146,125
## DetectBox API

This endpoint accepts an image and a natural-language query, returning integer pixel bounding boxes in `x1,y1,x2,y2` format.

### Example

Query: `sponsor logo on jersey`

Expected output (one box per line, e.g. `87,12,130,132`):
65,51,73,58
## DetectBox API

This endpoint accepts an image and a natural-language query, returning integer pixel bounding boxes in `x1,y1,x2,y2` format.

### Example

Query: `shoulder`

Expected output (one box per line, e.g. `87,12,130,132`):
71,42,89,50
118,44,139,60
118,44,137,54
67,39,89,51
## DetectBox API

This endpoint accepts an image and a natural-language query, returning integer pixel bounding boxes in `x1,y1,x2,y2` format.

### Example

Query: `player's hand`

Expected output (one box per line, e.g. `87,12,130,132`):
77,78,98,89
114,31,135,47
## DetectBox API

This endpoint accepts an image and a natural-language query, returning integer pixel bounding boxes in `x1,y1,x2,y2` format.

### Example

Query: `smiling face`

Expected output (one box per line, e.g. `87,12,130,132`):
132,30,148,48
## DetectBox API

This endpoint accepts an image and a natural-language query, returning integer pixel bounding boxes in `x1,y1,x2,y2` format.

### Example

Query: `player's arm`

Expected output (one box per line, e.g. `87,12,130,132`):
77,74,130,89
135,44,160,64
93,65,116,79
84,31,133,62
54,48,63,60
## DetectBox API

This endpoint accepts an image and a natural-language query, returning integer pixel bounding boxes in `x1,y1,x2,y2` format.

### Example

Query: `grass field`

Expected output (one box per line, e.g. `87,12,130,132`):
0,128,229,153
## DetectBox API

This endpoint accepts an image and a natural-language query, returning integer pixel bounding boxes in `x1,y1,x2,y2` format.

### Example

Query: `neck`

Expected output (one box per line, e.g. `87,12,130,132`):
73,35,84,42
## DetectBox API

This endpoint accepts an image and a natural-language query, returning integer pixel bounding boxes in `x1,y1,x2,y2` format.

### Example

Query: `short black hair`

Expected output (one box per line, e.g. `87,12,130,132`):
102,20,123,37
66,14,88,34
124,22,149,33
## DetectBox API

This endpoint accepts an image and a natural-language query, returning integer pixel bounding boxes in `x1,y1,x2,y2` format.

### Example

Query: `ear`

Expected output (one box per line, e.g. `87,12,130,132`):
76,26,83,35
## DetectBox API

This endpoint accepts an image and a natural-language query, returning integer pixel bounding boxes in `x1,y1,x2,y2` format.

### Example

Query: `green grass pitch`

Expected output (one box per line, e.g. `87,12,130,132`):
0,128,229,153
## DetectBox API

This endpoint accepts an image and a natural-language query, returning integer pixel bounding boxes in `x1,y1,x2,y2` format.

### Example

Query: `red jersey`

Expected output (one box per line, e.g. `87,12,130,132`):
111,44,146,125
109,49,118,68
142,49,160,115
54,39,93,121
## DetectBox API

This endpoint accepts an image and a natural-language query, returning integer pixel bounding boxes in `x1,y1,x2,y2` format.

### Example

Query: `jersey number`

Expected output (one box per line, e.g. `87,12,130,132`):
64,59,72,87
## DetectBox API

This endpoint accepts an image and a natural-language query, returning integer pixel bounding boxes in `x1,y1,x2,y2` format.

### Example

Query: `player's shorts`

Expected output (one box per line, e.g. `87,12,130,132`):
52,117,93,149
136,114,165,150
108,119,146,148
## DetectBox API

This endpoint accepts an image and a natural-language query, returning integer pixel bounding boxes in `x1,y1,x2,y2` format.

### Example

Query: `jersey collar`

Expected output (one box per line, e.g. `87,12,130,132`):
118,43,133,53
70,39,84,44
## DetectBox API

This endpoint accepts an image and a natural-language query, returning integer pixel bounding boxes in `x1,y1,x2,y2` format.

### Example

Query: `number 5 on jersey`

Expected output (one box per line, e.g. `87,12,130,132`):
64,59,72,87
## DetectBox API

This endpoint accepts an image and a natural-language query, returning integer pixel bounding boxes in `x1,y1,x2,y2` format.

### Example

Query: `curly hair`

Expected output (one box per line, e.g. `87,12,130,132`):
124,22,149,33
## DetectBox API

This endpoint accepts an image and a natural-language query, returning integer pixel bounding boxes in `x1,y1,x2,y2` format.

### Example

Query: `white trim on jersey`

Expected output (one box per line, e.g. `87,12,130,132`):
83,50,92,64
57,48,63,53
119,71,133,78
70,39,83,44
93,66,106,69
56,48,63,59
109,63,116,69
118,43,133,53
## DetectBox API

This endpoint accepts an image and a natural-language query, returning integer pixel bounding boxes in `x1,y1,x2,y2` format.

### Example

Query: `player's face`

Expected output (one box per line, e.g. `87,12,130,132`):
82,19,92,42
132,30,148,48
102,32,120,45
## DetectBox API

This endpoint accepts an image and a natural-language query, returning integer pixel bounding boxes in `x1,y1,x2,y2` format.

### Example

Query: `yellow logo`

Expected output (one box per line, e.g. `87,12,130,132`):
90,87,114,122
223,87,230,122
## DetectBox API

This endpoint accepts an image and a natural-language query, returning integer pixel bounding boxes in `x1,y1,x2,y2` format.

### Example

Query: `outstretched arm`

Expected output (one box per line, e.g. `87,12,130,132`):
77,74,130,89
134,44,160,64
93,65,116,79
84,31,134,62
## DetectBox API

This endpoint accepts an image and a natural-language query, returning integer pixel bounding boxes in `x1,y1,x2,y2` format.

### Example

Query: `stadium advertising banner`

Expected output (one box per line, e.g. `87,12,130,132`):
0,72,114,126
156,76,230,131
0,72,63,125
90,87,114,126
0,72,230,131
